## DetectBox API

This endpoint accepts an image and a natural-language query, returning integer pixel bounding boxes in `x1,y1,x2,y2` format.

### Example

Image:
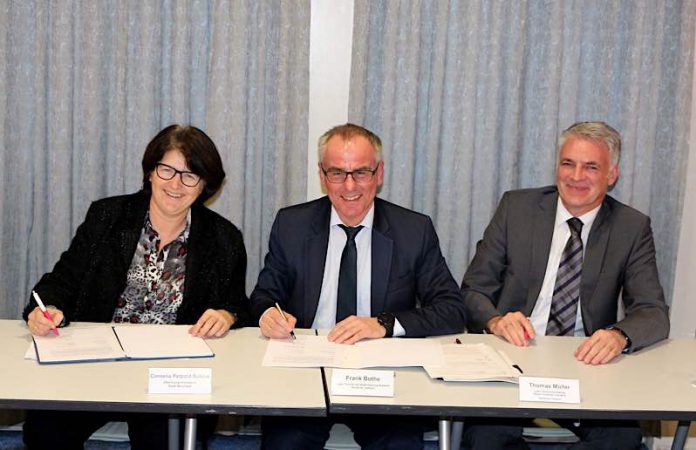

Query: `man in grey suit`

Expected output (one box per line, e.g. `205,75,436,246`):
461,121,669,449
251,123,466,449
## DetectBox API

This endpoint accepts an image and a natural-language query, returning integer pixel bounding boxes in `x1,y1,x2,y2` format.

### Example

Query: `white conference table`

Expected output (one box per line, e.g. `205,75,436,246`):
0,320,326,449
326,333,696,450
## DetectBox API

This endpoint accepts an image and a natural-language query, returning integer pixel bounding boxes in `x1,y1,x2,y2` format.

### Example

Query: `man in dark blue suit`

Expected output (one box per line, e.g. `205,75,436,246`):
250,123,466,449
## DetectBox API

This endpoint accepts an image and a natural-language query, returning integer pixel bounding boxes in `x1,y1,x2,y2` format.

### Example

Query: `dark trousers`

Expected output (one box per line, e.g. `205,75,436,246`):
262,415,427,450
23,410,218,450
461,418,643,450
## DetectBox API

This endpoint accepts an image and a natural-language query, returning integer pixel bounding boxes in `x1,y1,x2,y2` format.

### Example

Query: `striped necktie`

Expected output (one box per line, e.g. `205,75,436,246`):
546,217,583,336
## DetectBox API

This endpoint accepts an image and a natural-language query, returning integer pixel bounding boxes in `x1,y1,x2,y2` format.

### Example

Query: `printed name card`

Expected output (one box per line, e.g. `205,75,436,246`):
148,368,212,394
330,369,394,397
519,376,580,404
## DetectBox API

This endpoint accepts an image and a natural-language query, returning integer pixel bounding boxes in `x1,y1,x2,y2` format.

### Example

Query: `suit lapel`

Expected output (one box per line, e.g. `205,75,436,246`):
118,193,149,270
303,199,331,324
183,205,204,302
526,191,557,310
580,199,612,328
370,200,393,315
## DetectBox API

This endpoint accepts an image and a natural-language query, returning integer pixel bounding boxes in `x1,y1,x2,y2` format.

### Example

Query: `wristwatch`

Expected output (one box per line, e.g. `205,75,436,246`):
608,326,632,353
376,312,395,338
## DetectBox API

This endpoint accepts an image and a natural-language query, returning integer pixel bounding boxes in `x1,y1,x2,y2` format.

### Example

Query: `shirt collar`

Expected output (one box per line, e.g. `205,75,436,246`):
330,203,375,230
144,210,191,243
555,197,601,230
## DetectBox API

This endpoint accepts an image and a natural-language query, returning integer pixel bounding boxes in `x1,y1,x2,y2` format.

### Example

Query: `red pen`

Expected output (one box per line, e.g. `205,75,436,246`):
32,291,59,336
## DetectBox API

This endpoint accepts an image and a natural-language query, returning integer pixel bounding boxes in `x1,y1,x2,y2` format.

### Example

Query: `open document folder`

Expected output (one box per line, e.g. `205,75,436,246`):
29,324,214,364
424,342,521,383
263,334,444,368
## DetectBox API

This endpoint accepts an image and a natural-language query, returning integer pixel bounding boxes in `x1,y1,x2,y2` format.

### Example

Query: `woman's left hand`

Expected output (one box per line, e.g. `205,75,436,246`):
189,309,236,338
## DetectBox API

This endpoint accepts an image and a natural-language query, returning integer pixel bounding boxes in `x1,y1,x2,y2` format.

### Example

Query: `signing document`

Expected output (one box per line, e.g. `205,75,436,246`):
262,334,443,368
424,343,520,383
30,324,213,364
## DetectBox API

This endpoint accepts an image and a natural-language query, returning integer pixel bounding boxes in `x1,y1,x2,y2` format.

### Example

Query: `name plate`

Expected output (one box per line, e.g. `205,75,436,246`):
148,368,212,394
519,376,580,403
331,369,394,397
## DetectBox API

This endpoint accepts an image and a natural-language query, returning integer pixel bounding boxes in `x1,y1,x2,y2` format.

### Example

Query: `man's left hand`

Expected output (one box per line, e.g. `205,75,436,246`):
189,309,236,338
327,316,386,344
574,328,627,365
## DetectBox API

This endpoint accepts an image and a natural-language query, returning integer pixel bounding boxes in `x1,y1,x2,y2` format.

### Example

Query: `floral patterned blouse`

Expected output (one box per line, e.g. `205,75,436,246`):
112,213,190,324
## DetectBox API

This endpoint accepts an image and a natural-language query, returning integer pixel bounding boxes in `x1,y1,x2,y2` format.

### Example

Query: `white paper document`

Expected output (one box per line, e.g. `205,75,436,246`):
30,324,213,364
424,343,521,383
113,325,213,360
262,335,443,368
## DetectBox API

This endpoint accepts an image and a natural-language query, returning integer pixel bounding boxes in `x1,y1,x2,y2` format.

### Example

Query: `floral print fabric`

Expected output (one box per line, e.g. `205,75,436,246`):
112,214,189,324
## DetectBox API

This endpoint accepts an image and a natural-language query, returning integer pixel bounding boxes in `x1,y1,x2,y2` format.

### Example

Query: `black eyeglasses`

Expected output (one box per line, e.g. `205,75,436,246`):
321,164,380,184
155,163,202,187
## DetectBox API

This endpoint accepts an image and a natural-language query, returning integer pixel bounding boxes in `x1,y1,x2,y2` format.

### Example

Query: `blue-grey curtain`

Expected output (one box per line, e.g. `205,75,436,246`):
0,0,310,318
349,0,695,304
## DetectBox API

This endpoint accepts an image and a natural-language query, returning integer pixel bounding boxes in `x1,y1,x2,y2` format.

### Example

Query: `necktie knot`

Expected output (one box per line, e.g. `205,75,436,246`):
567,217,583,236
339,224,364,241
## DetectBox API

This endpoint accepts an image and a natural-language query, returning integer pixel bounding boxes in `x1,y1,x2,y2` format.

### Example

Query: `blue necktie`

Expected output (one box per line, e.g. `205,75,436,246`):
336,225,363,323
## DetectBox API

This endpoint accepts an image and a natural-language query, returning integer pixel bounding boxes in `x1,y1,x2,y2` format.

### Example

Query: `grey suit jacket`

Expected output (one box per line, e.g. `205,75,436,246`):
462,186,669,350
250,196,467,337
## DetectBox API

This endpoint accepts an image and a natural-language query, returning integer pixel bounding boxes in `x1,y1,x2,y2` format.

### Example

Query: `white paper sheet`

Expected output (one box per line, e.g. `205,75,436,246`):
262,335,443,368
114,325,213,359
424,343,520,383
29,324,213,364
31,326,126,363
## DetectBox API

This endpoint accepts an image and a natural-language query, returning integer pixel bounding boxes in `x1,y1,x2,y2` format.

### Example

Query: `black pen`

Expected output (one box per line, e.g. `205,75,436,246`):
274,302,296,340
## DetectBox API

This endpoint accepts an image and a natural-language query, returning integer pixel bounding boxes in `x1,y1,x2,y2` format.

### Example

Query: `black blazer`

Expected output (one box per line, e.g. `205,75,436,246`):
250,196,467,337
24,191,248,326
462,186,669,350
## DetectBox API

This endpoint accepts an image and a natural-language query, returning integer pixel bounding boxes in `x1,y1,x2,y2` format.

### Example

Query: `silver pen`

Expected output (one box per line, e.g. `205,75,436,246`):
274,302,296,340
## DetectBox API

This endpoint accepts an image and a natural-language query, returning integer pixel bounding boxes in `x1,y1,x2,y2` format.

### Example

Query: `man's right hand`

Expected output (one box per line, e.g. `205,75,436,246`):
259,307,297,339
486,312,535,347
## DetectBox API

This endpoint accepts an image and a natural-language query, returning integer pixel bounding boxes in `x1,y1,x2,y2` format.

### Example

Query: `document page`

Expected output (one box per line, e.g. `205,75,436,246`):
32,326,126,364
263,335,443,368
350,338,443,368
262,335,343,367
114,324,213,359
30,324,213,364
424,343,520,383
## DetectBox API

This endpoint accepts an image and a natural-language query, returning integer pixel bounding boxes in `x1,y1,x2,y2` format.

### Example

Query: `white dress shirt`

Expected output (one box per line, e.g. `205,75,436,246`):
529,198,600,337
312,204,405,336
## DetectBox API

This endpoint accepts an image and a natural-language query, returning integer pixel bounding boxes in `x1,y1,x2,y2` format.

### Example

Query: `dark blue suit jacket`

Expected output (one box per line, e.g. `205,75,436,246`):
250,196,466,336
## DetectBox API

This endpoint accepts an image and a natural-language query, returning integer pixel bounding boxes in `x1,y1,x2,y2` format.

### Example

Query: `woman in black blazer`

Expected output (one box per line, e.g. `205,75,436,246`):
23,124,248,450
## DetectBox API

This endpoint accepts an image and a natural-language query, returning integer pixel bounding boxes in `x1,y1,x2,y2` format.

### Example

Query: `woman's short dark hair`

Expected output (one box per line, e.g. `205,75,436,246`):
142,124,225,203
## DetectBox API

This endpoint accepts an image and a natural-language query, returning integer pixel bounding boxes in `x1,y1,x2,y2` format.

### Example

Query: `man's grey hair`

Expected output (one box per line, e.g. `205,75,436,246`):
318,123,382,164
559,121,622,167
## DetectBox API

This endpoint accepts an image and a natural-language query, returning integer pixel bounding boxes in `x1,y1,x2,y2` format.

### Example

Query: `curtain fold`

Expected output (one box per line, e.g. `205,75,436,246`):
349,0,695,303
0,0,310,318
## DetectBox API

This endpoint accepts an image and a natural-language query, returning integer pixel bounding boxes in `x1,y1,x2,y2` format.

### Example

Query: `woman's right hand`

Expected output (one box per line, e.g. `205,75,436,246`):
27,306,64,336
